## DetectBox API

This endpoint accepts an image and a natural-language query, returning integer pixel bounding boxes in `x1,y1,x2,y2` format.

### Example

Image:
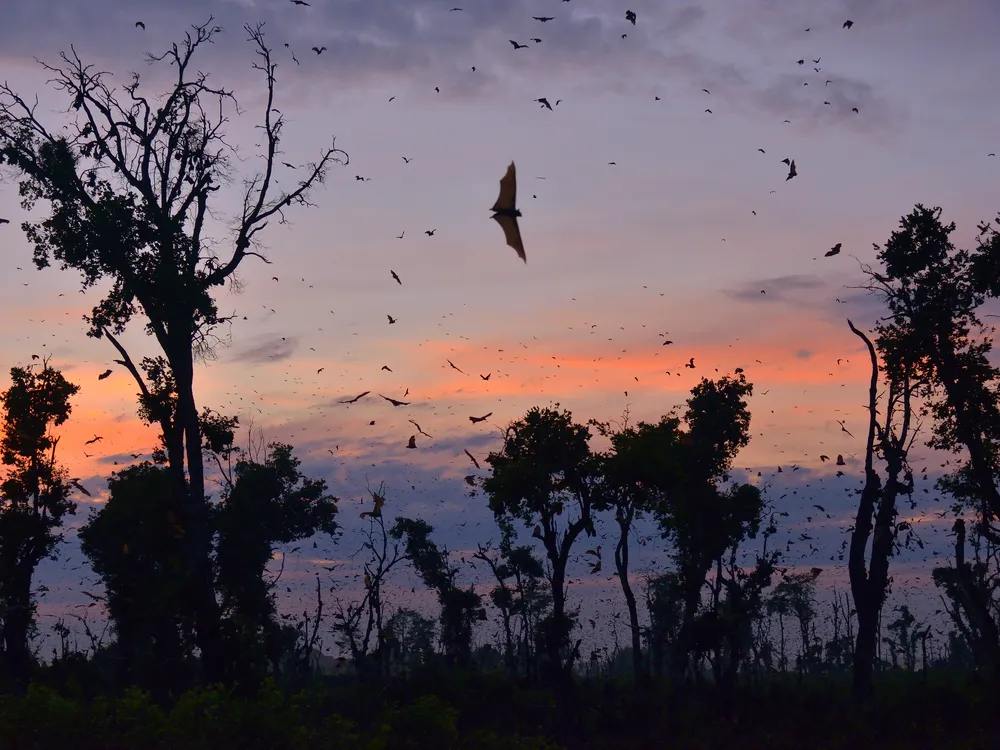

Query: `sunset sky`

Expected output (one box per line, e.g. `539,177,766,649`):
1,0,999,660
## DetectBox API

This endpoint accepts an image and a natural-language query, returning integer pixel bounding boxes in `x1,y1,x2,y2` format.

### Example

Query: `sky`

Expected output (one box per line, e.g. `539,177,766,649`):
1,0,999,662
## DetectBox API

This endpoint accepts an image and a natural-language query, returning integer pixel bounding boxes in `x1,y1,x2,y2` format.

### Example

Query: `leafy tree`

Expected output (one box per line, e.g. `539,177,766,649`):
483,406,602,683
855,205,1000,682
932,518,1000,676
0,359,80,693
769,569,823,675
213,442,339,689
474,532,551,681
390,517,483,667
0,19,347,683
644,571,685,679
862,206,1000,531
646,373,762,686
592,410,686,683
384,609,436,676
77,462,195,701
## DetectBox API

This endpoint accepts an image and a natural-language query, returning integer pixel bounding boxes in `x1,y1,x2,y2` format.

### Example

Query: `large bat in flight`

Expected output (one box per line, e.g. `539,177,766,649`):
490,161,526,262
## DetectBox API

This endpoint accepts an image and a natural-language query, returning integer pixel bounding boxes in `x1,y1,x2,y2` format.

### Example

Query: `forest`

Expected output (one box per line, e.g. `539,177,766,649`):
1,17,1000,750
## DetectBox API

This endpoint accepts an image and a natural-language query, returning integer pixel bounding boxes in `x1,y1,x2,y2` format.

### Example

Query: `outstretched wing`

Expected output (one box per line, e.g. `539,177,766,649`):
493,213,526,262
491,162,517,213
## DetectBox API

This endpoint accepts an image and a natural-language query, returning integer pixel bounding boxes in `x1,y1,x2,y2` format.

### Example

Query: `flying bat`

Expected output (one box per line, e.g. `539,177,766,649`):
843,20,853,29
390,270,401,285
469,413,493,423
387,314,397,324
84,435,104,445
339,391,370,404
510,40,528,49
490,161,526,262
786,159,797,180
409,419,432,438
464,449,481,469
407,435,417,449
135,21,145,29
536,97,553,110
98,369,113,380
380,394,411,407
447,359,465,374
625,10,636,24
533,16,555,22
826,243,842,257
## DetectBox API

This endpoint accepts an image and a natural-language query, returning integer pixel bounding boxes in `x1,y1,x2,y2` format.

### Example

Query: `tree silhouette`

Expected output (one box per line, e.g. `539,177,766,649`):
859,206,1000,534
483,406,602,683
77,462,194,702
846,319,919,703
592,410,686,683
645,373,761,686
0,19,347,683
474,531,551,681
384,608,436,676
331,484,406,682
390,517,483,667
931,518,1000,676
213,441,339,690
769,568,823,676
0,359,80,693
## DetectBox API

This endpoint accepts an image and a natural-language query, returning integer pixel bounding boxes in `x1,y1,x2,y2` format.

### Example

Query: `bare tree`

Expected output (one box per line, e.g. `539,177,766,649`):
0,18,347,683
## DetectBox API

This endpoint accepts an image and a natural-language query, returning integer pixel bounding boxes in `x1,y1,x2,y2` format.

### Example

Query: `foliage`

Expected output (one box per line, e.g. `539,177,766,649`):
0,360,80,692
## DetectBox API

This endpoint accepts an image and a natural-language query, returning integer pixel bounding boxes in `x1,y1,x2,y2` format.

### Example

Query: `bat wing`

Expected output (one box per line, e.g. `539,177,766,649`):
493,213,526,262
491,162,517,213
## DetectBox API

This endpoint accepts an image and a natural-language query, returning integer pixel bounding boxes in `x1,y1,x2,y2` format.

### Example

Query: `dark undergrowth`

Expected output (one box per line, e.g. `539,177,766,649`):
0,666,996,749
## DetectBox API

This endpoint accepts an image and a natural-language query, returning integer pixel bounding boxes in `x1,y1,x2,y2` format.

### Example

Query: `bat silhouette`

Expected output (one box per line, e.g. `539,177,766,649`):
625,10,636,24
447,359,465,374
339,391,370,404
387,314,396,324
533,16,554,22
380,394,410,407
843,20,853,29
490,162,526,262
535,97,553,110
407,436,417,449
135,21,145,30
510,40,528,49
381,365,392,372
84,435,104,445
312,46,327,55
464,449,480,469
826,243,842,257
409,419,432,438
469,413,492,423
98,369,113,380
480,373,491,380
390,270,401,284
786,159,797,180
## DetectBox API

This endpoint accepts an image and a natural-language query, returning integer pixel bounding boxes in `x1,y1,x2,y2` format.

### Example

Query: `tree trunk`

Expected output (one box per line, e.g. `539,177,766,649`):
0,564,35,695
614,520,645,684
168,337,226,685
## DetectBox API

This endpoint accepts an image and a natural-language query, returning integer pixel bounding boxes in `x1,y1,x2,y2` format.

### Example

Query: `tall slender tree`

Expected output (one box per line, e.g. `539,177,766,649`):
0,19,347,683
846,319,919,703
